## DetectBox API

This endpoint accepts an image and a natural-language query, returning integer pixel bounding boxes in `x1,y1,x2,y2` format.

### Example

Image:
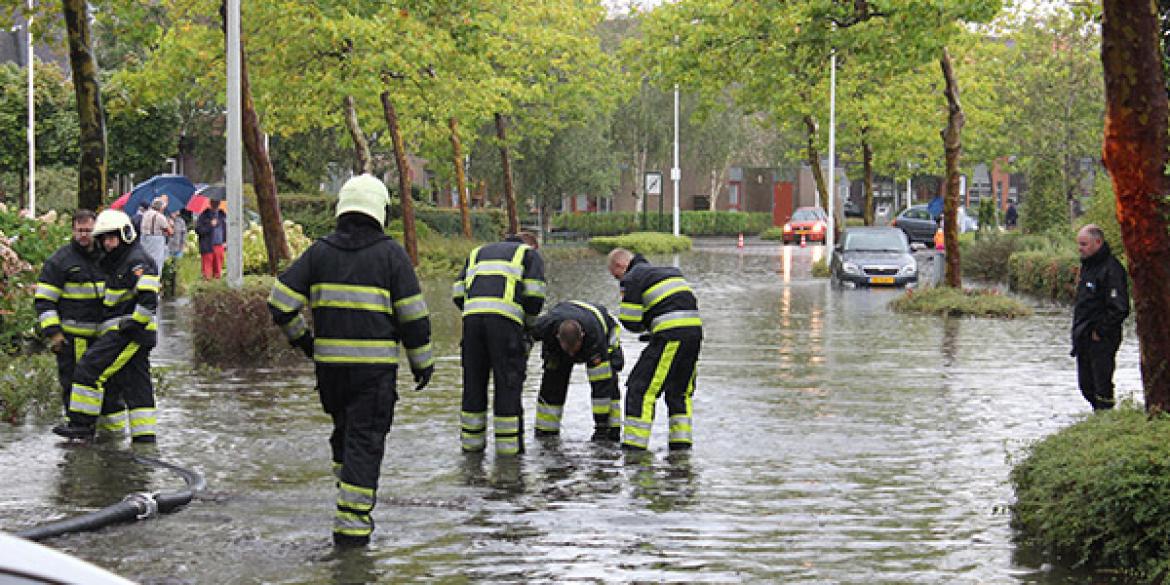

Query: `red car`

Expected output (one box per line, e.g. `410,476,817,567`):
782,207,828,245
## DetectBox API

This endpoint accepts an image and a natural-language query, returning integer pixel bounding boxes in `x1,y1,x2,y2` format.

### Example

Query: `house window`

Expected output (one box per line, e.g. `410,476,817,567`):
728,182,741,210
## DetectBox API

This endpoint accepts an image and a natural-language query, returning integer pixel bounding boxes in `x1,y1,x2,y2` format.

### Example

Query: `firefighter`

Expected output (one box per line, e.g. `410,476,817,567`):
606,248,702,451
452,232,545,456
530,300,623,441
268,174,434,547
53,209,160,442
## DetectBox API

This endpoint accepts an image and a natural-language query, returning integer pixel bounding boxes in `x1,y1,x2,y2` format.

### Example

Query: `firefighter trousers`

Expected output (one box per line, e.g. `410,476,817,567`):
623,336,701,450
316,365,397,544
535,342,621,437
57,335,130,433
68,331,154,440
460,315,528,455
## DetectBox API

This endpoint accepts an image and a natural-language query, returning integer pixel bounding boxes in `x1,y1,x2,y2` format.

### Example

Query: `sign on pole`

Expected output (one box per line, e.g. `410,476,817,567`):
644,171,663,196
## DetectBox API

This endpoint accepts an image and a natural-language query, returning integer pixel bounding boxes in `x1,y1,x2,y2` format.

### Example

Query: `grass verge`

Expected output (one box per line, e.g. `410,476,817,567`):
889,286,1032,318
588,232,692,255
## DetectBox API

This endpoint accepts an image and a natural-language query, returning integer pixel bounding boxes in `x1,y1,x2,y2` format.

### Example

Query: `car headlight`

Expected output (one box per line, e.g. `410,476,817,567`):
783,223,792,232
842,262,861,275
898,263,917,275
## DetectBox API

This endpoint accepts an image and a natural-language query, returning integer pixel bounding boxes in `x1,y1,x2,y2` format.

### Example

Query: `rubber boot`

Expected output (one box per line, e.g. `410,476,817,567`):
52,421,95,441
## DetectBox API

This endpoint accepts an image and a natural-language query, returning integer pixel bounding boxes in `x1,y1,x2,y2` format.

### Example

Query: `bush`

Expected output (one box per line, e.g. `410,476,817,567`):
279,193,335,240
0,352,58,422
811,257,830,278
760,226,785,241
961,232,1022,282
588,232,692,255
187,276,302,366
414,233,479,280
387,218,434,242
415,208,506,241
553,211,772,237
1011,407,1170,578
889,286,1032,318
1008,250,1080,303
0,210,72,347
242,220,313,275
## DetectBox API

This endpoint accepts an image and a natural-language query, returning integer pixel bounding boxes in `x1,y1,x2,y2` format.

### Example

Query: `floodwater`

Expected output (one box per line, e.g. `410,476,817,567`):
0,239,1142,584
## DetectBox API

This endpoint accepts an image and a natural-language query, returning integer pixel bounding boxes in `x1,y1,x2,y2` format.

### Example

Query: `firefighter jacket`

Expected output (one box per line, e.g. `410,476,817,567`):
532,300,624,373
98,241,161,347
268,214,433,371
35,240,104,339
618,254,702,340
1072,241,1129,349
451,239,545,328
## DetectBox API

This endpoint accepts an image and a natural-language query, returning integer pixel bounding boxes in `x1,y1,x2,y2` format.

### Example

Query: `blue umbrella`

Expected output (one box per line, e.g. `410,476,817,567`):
927,195,944,219
126,175,197,215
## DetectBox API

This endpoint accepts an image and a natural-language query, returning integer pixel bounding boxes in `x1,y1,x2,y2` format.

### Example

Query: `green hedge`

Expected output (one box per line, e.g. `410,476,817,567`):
1011,407,1170,578
1008,250,1080,303
0,211,73,347
415,208,506,241
889,287,1032,318
760,226,785,241
279,193,335,240
554,211,772,236
588,232,692,255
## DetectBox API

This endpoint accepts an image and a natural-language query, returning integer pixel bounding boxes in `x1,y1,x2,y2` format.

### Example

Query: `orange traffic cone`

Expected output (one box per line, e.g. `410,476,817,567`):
737,233,744,248
800,234,807,248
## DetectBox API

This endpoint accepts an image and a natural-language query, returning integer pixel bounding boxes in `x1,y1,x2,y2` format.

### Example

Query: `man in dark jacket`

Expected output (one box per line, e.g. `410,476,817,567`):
530,300,624,441
452,232,545,456
195,200,227,279
607,248,702,451
1072,224,1130,410
269,174,433,547
53,209,160,442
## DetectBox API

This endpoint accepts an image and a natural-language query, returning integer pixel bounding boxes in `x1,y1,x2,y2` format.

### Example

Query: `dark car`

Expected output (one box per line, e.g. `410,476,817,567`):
781,207,828,245
892,205,937,244
830,227,917,288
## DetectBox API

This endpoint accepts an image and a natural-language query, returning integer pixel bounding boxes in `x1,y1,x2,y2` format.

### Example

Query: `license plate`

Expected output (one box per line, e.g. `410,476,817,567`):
870,276,895,284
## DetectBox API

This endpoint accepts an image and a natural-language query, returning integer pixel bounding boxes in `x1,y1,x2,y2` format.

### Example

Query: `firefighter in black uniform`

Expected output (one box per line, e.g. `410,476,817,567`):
269,174,434,547
607,247,702,451
452,232,545,456
530,300,623,441
53,209,160,442
1072,224,1129,410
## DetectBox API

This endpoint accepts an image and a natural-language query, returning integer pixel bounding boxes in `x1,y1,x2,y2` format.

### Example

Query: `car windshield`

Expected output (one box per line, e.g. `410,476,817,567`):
844,231,905,252
791,209,822,222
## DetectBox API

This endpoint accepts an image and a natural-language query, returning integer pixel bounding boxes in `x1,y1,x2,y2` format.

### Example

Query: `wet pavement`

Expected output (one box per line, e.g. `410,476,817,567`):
0,239,1142,584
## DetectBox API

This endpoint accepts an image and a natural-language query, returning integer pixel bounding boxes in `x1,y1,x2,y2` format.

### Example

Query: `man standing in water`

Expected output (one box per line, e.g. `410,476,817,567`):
606,248,702,451
1072,224,1130,410
268,174,434,547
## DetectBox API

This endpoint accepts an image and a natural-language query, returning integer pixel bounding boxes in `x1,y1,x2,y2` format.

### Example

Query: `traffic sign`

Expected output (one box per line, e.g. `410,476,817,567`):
644,171,663,195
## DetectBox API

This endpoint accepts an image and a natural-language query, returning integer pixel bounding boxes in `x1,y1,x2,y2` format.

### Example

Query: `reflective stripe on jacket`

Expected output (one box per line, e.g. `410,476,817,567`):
619,254,702,340
34,240,104,338
452,240,545,327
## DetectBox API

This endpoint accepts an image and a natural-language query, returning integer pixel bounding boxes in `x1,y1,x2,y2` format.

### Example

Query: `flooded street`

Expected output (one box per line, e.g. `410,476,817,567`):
0,240,1142,584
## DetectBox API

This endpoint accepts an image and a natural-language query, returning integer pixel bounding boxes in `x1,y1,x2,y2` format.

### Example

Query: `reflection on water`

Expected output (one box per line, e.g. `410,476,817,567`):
0,242,1143,584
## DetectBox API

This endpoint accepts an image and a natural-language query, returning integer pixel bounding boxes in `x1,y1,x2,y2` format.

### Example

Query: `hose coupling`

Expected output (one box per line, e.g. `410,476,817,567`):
124,492,160,520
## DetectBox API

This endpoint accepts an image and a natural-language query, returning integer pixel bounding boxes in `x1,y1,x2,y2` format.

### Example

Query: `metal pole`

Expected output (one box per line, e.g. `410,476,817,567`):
672,82,680,237
225,0,243,287
26,1,35,216
826,51,836,252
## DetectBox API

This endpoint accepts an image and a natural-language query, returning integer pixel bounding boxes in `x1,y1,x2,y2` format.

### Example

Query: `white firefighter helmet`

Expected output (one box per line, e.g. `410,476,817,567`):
336,174,389,225
92,209,136,244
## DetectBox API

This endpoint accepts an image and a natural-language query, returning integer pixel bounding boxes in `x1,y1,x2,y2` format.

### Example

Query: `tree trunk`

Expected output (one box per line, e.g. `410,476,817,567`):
803,115,829,210
862,124,874,226
221,1,289,274
381,91,418,265
1101,0,1170,413
448,117,472,238
63,0,106,211
708,170,718,211
495,113,519,234
939,48,964,288
343,95,372,175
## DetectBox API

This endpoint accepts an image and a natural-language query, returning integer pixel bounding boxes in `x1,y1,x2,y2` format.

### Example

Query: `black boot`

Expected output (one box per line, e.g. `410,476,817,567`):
52,421,95,441
534,428,559,438
591,427,618,442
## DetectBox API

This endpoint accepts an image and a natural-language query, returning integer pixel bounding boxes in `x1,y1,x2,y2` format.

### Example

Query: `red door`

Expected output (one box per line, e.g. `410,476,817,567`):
773,182,794,226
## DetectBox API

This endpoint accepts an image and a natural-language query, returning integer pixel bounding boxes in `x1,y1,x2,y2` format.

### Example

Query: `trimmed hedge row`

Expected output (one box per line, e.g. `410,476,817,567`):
415,208,506,241
588,232,692,255
278,193,507,242
1011,407,1170,578
553,211,772,236
1008,251,1080,304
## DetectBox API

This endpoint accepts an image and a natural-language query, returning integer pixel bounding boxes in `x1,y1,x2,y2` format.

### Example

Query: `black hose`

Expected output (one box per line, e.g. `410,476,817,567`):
13,453,205,542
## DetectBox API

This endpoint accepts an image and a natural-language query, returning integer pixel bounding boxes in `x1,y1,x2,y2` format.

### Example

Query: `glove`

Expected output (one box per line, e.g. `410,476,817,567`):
412,365,434,391
522,334,534,355
48,332,66,354
292,334,314,359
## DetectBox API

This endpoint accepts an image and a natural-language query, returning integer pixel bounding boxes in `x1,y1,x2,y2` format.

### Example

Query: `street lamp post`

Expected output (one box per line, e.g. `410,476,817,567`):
671,82,680,237
826,51,836,253
225,0,243,287
26,1,35,217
